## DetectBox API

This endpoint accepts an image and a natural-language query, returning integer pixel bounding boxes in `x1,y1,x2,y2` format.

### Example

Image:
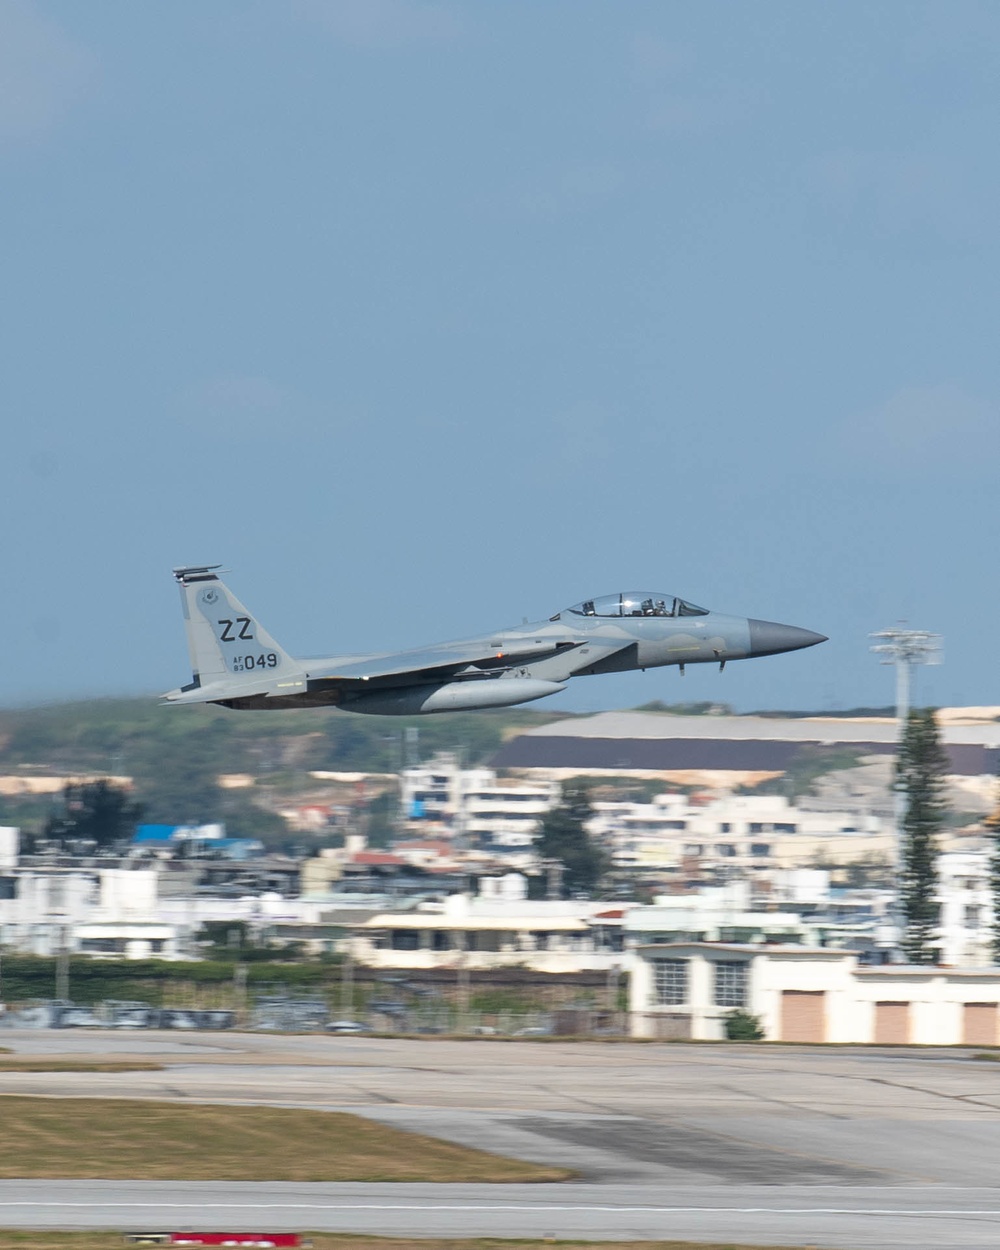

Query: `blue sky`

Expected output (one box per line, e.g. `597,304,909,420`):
2,1,997,714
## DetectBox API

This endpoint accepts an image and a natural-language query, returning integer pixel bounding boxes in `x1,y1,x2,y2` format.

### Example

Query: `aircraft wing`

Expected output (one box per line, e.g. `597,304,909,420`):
308,636,586,684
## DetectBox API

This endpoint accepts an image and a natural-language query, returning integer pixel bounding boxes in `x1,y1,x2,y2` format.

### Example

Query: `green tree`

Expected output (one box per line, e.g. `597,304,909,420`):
533,778,608,897
45,779,144,850
896,708,947,964
363,789,398,849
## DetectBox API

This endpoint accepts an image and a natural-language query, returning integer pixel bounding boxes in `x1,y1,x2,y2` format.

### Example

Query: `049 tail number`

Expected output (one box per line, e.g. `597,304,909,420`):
233,653,278,672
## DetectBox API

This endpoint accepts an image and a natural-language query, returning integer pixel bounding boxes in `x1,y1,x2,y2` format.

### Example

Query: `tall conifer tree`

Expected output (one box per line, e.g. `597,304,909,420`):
896,708,947,964
533,778,607,897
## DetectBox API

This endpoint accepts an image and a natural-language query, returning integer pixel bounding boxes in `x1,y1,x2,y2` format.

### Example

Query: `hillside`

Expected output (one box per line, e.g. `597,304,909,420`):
0,696,565,843
1,697,928,849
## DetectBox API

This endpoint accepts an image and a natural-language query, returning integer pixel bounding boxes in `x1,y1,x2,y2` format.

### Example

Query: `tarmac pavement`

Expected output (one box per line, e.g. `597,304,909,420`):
1,1031,1000,1247
1,1179,1000,1247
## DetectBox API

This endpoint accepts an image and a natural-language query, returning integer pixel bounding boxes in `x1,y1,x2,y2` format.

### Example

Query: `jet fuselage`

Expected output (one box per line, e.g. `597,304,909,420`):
164,570,827,715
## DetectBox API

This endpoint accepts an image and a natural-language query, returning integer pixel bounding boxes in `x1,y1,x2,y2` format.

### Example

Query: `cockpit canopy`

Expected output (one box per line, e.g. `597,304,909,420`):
562,591,709,619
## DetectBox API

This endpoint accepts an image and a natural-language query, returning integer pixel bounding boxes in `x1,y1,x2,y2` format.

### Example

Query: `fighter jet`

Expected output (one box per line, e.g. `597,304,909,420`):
164,566,826,714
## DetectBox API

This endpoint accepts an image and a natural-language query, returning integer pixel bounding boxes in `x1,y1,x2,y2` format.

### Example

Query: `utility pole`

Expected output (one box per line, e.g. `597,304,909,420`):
340,943,355,1018
870,626,943,957
46,872,71,1003
605,962,622,1034
456,929,470,1032
542,858,565,900
233,963,248,1024
55,925,69,1002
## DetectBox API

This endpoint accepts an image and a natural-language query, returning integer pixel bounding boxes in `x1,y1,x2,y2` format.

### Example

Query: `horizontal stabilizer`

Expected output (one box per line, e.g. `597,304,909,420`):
162,676,308,705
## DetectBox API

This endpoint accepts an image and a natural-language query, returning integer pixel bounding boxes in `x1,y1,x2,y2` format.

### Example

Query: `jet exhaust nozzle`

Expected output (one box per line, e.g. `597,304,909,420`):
341,678,566,716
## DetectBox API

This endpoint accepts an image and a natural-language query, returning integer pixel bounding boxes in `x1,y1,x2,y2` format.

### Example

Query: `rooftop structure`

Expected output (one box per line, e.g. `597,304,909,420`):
492,710,1000,778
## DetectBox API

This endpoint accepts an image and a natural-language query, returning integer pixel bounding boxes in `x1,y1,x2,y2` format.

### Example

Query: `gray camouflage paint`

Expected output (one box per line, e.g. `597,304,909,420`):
165,566,825,715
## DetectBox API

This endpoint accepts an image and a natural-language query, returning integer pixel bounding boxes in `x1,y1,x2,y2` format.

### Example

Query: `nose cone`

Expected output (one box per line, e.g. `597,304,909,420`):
748,619,828,658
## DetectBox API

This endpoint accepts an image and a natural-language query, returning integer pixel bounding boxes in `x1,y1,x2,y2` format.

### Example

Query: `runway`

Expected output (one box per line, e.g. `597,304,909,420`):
2,1179,1000,1247
1,1031,999,1247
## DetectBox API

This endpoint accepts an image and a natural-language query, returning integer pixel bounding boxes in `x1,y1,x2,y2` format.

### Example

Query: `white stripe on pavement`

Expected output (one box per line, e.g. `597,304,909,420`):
1,1202,999,1216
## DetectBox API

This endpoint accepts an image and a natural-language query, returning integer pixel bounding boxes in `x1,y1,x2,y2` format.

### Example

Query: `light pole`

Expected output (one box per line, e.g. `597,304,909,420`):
870,628,942,730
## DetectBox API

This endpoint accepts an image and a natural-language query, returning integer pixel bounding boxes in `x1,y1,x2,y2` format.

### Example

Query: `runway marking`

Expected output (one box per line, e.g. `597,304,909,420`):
3,1202,1000,1217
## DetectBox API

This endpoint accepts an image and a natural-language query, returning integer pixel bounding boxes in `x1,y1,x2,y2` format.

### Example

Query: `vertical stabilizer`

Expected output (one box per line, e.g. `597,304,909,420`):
171,565,303,694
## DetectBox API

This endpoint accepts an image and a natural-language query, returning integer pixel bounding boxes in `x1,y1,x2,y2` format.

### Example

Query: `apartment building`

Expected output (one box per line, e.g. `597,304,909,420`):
400,753,557,850
589,792,890,878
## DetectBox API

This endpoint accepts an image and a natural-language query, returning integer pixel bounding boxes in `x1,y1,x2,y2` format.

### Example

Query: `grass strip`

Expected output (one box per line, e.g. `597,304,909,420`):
0,1060,164,1073
0,1236,822,1250
0,1097,569,1183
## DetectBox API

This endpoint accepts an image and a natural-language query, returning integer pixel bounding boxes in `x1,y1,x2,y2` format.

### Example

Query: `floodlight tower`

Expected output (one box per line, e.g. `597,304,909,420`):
870,627,943,731
869,626,943,956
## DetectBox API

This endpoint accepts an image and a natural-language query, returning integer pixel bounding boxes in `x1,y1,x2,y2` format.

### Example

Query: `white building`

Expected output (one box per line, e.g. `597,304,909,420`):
0,827,102,955
589,792,890,876
348,883,627,974
0,826,397,960
0,827,17,871
0,851,176,958
624,880,815,948
937,849,994,968
401,753,557,850
631,941,1000,1044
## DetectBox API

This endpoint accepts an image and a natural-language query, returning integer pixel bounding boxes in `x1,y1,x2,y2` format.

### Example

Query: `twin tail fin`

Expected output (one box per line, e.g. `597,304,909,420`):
165,565,306,703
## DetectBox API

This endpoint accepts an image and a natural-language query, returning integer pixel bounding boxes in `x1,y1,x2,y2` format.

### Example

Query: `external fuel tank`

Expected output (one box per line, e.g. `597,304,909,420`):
340,678,566,715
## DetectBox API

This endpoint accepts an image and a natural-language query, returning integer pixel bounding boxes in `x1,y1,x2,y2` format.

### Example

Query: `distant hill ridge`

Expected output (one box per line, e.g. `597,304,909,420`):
0,696,559,833
3,697,995,840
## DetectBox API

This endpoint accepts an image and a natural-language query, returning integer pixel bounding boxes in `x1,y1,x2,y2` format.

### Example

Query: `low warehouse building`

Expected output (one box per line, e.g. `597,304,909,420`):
630,941,1000,1045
